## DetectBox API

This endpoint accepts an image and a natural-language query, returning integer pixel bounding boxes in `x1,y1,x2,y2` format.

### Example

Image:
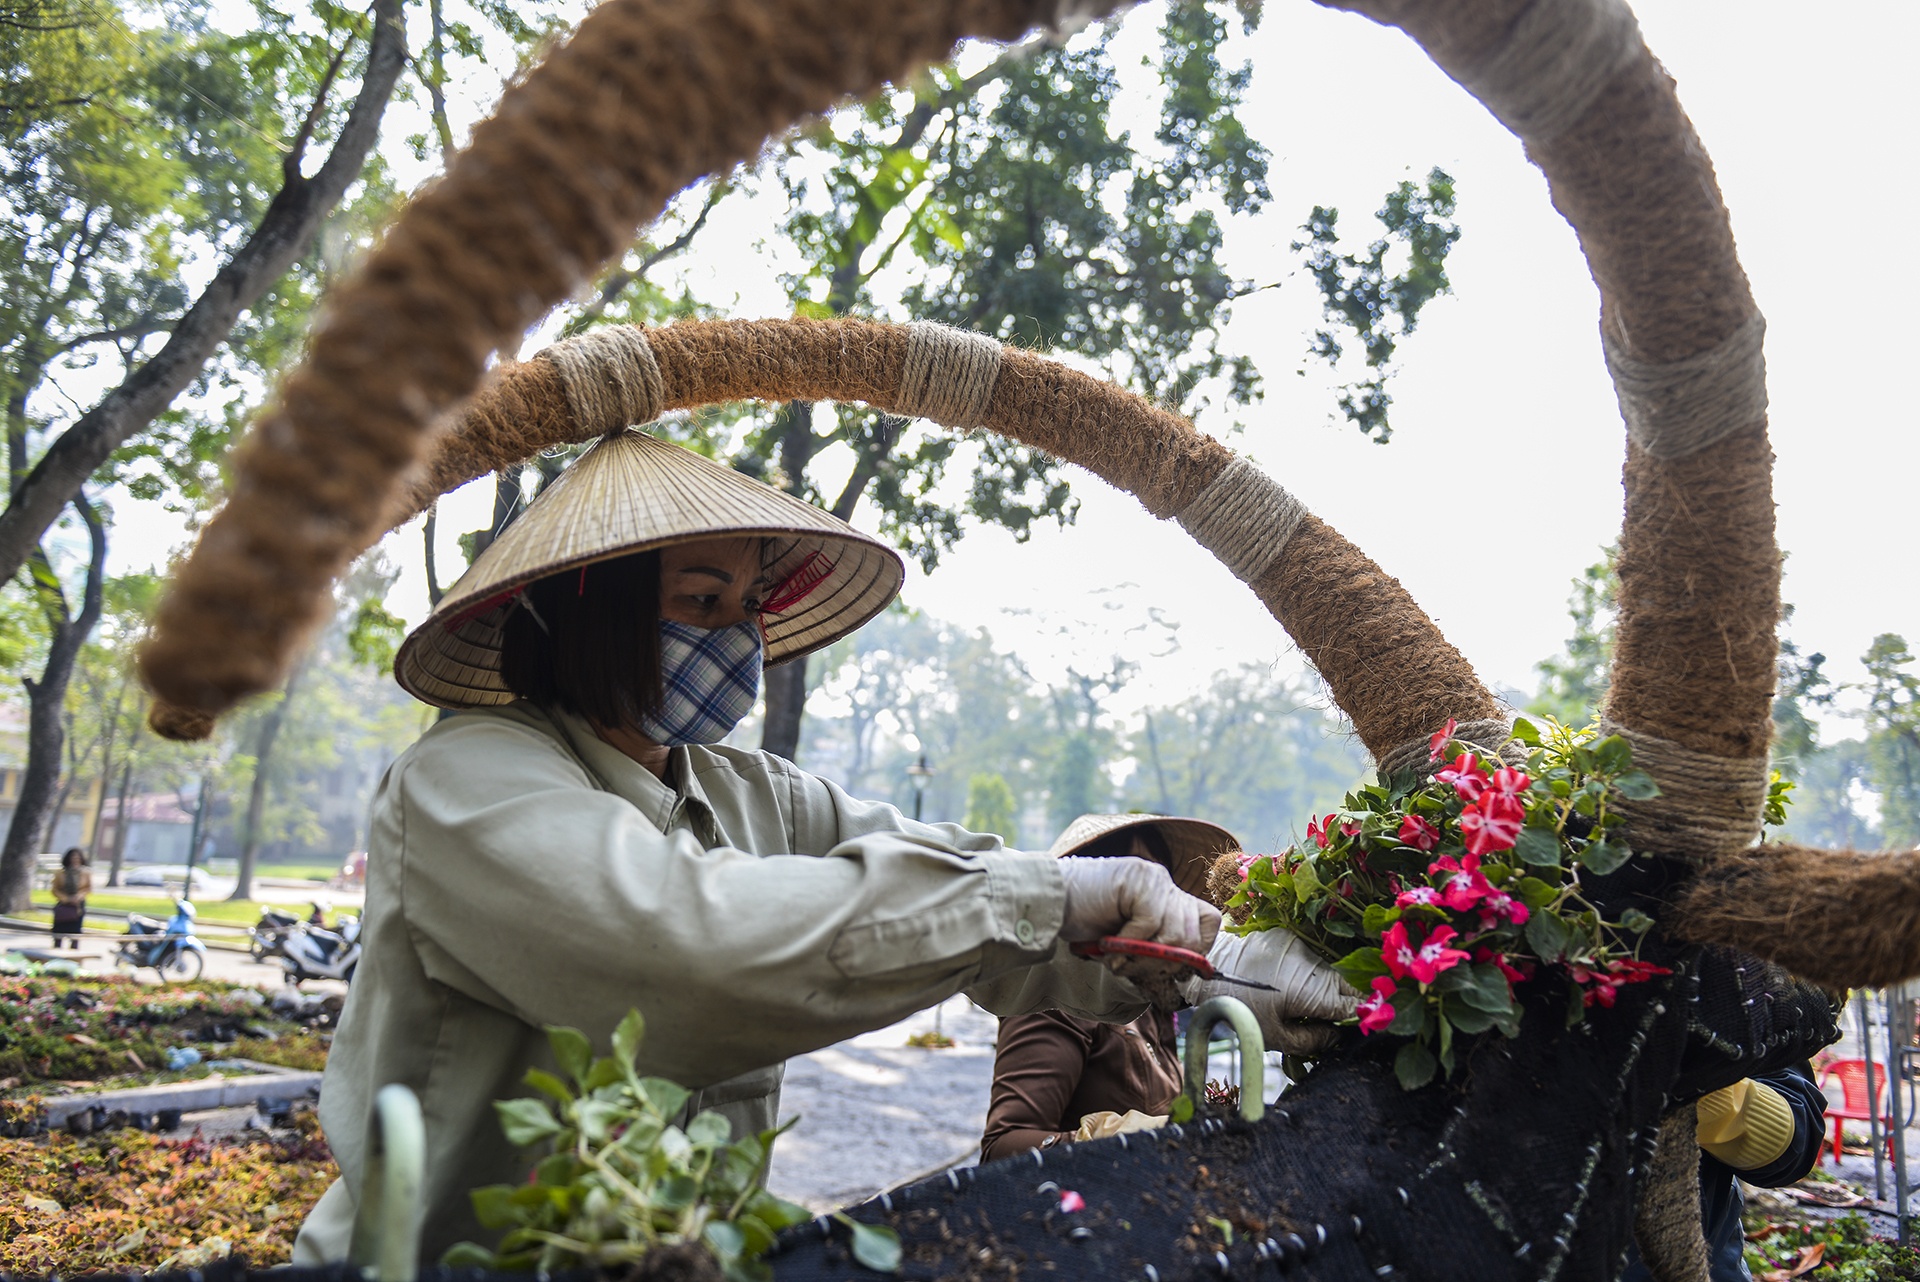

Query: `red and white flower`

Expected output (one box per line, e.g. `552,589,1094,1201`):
1397,813,1440,852
1427,718,1459,762
1460,791,1525,857
1436,752,1491,802
1357,975,1399,1035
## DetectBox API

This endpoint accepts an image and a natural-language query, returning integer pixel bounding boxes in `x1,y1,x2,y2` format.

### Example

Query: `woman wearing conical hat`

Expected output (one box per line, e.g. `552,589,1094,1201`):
295,429,1352,1261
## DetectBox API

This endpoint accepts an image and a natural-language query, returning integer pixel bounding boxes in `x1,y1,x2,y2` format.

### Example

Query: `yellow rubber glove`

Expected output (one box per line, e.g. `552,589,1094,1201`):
1695,1078,1796,1171
1072,1109,1168,1142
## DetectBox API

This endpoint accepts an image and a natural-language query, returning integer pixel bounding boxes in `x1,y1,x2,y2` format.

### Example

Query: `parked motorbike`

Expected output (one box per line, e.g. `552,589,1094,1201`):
117,899,208,982
274,913,362,984
248,906,301,961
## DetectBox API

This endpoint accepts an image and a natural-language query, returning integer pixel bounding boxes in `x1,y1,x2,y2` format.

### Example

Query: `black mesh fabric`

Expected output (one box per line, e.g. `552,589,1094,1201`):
768,858,1841,1282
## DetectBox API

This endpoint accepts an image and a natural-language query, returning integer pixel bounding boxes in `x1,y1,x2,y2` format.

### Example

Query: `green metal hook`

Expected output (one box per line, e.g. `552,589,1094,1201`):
348,1083,426,1282
1183,996,1266,1122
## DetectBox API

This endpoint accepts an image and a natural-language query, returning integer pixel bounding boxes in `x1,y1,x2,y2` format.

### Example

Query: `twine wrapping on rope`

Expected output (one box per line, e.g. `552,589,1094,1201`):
1631,1103,1711,1282
896,321,1003,429
1375,716,1516,779
1600,720,1770,863
542,326,667,433
1444,0,1642,143
1604,312,1768,460
1174,455,1307,585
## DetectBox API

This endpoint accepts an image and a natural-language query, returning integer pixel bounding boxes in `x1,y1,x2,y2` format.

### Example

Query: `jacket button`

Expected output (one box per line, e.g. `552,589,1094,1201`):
1015,918,1036,947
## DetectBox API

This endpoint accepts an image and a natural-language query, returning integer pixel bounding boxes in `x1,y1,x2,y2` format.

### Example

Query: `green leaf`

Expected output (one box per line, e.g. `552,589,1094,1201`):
1619,908,1655,935
576,1098,626,1143
1591,735,1633,774
1332,947,1389,990
705,1220,747,1261
686,1109,732,1146
1579,838,1633,875
835,1215,904,1274
494,1098,563,1147
1386,993,1427,1037
611,1008,646,1072
1323,917,1357,938
1291,861,1323,900
1361,903,1401,934
1455,963,1517,1015
1168,1093,1196,1124
522,1068,575,1106
532,1152,576,1186
640,1077,692,1119
1525,911,1570,962
1613,770,1661,800
469,1185,520,1230
749,1191,814,1232
1393,1040,1437,1090
584,1057,626,1092
1509,718,1541,747
1442,1001,1496,1034
1512,826,1563,867
547,1025,593,1086
441,1242,498,1269
1516,876,1560,908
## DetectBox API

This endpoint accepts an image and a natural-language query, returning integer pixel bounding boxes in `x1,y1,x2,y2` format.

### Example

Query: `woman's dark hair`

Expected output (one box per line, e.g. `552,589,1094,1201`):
498,550,662,730
1079,824,1174,868
62,847,86,867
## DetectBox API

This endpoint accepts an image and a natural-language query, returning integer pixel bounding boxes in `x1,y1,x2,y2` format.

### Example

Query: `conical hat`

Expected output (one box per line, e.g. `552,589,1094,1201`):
1044,813,1240,900
395,429,905,709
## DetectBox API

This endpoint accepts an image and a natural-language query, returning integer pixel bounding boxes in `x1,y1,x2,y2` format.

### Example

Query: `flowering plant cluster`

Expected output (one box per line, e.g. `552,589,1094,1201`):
1226,717,1669,1090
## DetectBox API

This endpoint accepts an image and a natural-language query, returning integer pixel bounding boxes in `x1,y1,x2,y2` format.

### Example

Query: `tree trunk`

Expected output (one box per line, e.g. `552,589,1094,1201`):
105,754,133,887
0,494,106,912
231,663,304,901
761,656,809,761
0,0,409,586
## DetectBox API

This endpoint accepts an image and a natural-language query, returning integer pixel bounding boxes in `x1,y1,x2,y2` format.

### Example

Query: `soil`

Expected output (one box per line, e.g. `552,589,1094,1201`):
610,1242,725,1282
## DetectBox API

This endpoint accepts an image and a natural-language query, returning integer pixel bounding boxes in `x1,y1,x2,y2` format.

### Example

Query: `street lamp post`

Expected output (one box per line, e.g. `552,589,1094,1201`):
906,754,935,822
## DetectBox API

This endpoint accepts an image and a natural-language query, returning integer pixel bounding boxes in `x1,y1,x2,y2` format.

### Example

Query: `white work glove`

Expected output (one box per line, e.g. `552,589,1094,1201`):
1073,1109,1168,1142
1180,929,1357,1055
1058,856,1220,955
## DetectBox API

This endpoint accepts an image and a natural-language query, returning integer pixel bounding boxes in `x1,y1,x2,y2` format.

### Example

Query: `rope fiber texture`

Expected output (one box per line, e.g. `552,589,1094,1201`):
1598,721,1770,865
1447,0,1643,143
1173,455,1307,585
1631,1103,1711,1282
1604,313,1768,460
544,326,666,432
1375,716,1517,780
895,321,1003,429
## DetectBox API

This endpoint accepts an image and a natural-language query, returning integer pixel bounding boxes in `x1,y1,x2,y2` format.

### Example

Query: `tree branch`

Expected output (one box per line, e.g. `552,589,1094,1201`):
285,29,357,182
571,180,728,328
0,0,408,586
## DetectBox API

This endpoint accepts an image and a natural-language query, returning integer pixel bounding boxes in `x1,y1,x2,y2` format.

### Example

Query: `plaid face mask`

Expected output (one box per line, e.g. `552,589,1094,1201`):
638,617,765,747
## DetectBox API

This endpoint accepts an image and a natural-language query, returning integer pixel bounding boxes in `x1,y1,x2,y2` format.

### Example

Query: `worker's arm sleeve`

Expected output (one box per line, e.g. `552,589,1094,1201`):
979,1012,1095,1164
394,717,1087,1088
1705,1064,1827,1185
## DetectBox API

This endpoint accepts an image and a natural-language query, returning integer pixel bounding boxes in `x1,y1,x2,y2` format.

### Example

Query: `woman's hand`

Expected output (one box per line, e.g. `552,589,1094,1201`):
1058,856,1221,955
1181,929,1357,1054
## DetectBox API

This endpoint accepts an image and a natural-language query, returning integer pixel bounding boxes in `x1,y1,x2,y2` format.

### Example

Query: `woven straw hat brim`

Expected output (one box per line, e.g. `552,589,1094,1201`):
1044,813,1240,901
394,430,904,710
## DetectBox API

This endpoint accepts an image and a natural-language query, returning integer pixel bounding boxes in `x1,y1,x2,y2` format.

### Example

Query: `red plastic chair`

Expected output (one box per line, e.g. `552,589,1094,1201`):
1818,1058,1897,1165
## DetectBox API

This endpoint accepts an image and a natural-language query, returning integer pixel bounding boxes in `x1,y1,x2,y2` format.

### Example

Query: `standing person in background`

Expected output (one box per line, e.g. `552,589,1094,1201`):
50,848,91,948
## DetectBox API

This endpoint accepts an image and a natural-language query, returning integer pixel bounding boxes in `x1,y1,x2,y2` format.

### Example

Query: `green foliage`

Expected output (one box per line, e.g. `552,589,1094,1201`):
1294,167,1460,443
1744,1212,1920,1281
345,598,405,673
963,772,1017,839
1527,546,1617,726
1860,633,1920,848
1228,718,1670,1089
448,1010,891,1282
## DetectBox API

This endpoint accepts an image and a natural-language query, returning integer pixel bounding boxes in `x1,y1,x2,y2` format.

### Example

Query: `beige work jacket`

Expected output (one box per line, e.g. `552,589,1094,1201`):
296,701,1142,1262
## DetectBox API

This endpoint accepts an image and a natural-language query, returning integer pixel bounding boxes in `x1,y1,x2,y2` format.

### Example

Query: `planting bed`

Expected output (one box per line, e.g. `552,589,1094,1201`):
0,975,335,1101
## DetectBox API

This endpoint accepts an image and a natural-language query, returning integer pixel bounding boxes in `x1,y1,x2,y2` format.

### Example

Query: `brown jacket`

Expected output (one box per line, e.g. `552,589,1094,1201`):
53,868,91,904
980,1008,1183,1164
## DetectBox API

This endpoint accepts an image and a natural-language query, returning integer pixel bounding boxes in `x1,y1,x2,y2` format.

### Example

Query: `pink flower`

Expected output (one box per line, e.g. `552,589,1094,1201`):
1059,1190,1086,1213
1606,958,1672,985
1306,814,1335,848
1340,820,1362,838
1427,853,1488,911
1435,752,1490,802
1396,884,1441,909
1475,886,1530,926
1427,718,1459,762
1460,792,1525,857
1357,976,1398,1035
1490,766,1532,797
1409,925,1470,984
1381,922,1418,980
1397,814,1440,852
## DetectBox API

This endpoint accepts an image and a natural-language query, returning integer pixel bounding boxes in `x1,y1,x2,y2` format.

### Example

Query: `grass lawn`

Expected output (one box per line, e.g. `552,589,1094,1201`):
26,893,265,927
253,863,339,883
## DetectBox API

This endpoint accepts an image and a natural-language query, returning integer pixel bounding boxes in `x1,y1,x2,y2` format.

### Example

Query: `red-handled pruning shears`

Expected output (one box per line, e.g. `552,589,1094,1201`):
1067,936,1282,993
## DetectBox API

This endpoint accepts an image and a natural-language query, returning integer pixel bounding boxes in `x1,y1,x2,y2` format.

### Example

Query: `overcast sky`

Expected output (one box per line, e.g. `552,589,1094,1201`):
104,0,1918,734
